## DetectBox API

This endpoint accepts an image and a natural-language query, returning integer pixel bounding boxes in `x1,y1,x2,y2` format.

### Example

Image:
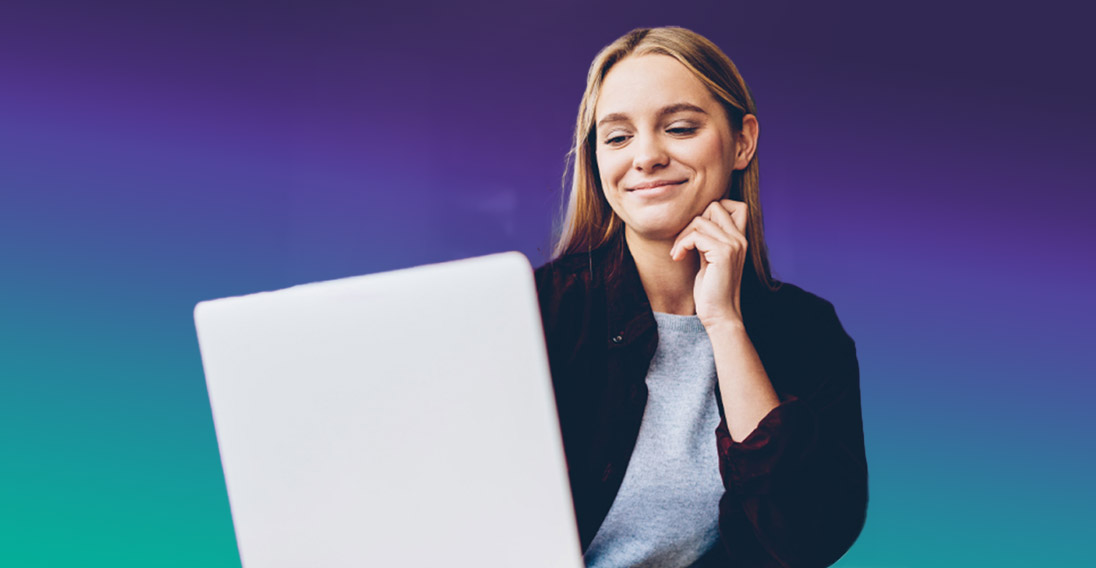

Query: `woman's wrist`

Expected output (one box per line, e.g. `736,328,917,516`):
702,316,748,340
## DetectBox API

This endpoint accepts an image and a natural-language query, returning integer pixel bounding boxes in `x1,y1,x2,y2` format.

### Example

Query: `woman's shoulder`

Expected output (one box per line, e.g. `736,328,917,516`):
762,280,839,319
534,248,609,276
533,248,611,297
748,279,855,352
751,281,860,403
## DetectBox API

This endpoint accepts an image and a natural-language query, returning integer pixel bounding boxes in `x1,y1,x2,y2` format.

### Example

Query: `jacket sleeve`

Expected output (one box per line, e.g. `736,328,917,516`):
710,301,868,567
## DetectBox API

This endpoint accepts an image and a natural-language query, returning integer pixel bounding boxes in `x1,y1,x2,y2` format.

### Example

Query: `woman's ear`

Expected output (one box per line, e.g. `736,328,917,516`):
733,114,759,170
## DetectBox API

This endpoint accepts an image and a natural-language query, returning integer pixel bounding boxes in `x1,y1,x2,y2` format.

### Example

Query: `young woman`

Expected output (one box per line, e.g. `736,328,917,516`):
534,27,868,568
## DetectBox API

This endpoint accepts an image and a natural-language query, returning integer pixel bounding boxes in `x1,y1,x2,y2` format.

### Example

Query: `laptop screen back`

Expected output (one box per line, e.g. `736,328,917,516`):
194,252,582,568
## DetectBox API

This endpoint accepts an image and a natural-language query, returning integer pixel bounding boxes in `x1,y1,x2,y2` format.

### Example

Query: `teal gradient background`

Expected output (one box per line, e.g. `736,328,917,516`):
2,1,1093,566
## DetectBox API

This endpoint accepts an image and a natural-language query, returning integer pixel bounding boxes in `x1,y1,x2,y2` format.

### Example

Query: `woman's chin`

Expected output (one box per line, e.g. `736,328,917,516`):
624,219,691,245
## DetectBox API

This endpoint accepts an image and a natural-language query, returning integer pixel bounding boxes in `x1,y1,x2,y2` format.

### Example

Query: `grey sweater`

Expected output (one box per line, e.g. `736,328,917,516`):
583,312,724,568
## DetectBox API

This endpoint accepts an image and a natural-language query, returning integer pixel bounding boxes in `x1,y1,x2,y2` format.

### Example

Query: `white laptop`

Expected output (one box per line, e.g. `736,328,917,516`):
194,252,583,568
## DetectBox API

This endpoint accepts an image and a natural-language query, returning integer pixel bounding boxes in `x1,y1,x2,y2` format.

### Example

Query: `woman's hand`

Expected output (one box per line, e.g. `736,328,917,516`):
669,199,749,329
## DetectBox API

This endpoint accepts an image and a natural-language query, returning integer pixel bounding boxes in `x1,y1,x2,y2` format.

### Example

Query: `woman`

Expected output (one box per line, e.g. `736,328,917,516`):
534,27,868,568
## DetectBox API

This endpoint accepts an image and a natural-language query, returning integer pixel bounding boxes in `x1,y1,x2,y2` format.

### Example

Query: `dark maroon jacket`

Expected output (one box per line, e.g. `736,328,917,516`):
533,239,868,567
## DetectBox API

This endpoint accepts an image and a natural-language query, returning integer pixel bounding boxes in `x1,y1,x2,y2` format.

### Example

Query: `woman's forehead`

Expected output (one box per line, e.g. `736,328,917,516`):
595,54,716,121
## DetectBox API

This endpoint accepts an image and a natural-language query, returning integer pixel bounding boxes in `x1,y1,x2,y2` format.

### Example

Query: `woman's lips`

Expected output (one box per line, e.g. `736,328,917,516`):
627,179,687,196
629,179,687,191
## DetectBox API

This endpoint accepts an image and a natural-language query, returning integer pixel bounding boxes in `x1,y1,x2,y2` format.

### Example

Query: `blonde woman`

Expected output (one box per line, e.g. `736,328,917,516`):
535,27,867,567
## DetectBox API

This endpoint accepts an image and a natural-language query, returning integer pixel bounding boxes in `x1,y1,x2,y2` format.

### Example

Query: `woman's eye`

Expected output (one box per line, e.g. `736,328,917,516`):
605,135,628,145
668,126,698,135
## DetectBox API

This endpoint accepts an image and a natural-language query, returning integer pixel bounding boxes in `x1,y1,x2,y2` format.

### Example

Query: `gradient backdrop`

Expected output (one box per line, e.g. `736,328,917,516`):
2,1,1093,566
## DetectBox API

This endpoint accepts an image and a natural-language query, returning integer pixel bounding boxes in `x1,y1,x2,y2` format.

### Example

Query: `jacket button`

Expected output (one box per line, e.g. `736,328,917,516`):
611,334,623,344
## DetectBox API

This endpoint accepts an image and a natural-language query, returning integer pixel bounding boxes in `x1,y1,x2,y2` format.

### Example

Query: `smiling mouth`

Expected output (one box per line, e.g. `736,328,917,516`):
628,179,687,191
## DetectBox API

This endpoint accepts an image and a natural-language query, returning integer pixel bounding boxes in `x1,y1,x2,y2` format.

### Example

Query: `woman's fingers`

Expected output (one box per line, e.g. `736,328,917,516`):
719,199,748,236
671,200,750,261
672,229,723,263
672,217,720,259
671,218,741,262
675,215,732,247
703,199,748,237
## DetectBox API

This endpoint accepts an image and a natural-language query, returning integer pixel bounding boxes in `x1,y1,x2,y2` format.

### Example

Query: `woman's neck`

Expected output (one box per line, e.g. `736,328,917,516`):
624,230,700,316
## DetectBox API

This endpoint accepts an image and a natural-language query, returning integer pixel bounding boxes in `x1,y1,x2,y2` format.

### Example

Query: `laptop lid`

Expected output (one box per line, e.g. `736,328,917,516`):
194,252,582,568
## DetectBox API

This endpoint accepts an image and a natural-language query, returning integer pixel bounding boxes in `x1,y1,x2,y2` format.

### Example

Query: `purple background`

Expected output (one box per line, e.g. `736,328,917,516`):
2,1,1093,566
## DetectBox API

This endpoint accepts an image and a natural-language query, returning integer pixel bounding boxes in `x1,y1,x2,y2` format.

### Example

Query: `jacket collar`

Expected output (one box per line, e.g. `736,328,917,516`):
600,238,657,349
594,235,774,348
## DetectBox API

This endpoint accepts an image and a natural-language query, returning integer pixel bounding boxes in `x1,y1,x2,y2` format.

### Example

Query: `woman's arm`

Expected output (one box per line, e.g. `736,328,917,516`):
672,199,781,443
706,320,781,443
673,199,868,566
711,303,868,567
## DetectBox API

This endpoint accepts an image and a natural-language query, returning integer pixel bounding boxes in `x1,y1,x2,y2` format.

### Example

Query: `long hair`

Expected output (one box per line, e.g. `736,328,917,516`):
552,26,777,291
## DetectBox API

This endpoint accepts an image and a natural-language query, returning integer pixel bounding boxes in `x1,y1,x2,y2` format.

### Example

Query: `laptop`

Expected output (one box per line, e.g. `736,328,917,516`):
194,252,583,568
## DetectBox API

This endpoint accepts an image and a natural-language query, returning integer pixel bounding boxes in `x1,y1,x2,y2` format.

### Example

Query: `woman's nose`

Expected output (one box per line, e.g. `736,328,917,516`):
632,134,669,171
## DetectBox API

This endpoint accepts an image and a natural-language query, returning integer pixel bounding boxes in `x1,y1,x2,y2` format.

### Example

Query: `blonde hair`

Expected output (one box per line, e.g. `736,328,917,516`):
552,26,777,290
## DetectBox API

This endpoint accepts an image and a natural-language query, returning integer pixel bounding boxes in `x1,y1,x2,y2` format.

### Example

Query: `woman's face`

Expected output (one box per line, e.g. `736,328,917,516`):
593,54,743,244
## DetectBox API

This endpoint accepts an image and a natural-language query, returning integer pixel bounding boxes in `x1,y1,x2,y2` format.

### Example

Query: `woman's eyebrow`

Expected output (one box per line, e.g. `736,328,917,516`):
596,103,708,128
